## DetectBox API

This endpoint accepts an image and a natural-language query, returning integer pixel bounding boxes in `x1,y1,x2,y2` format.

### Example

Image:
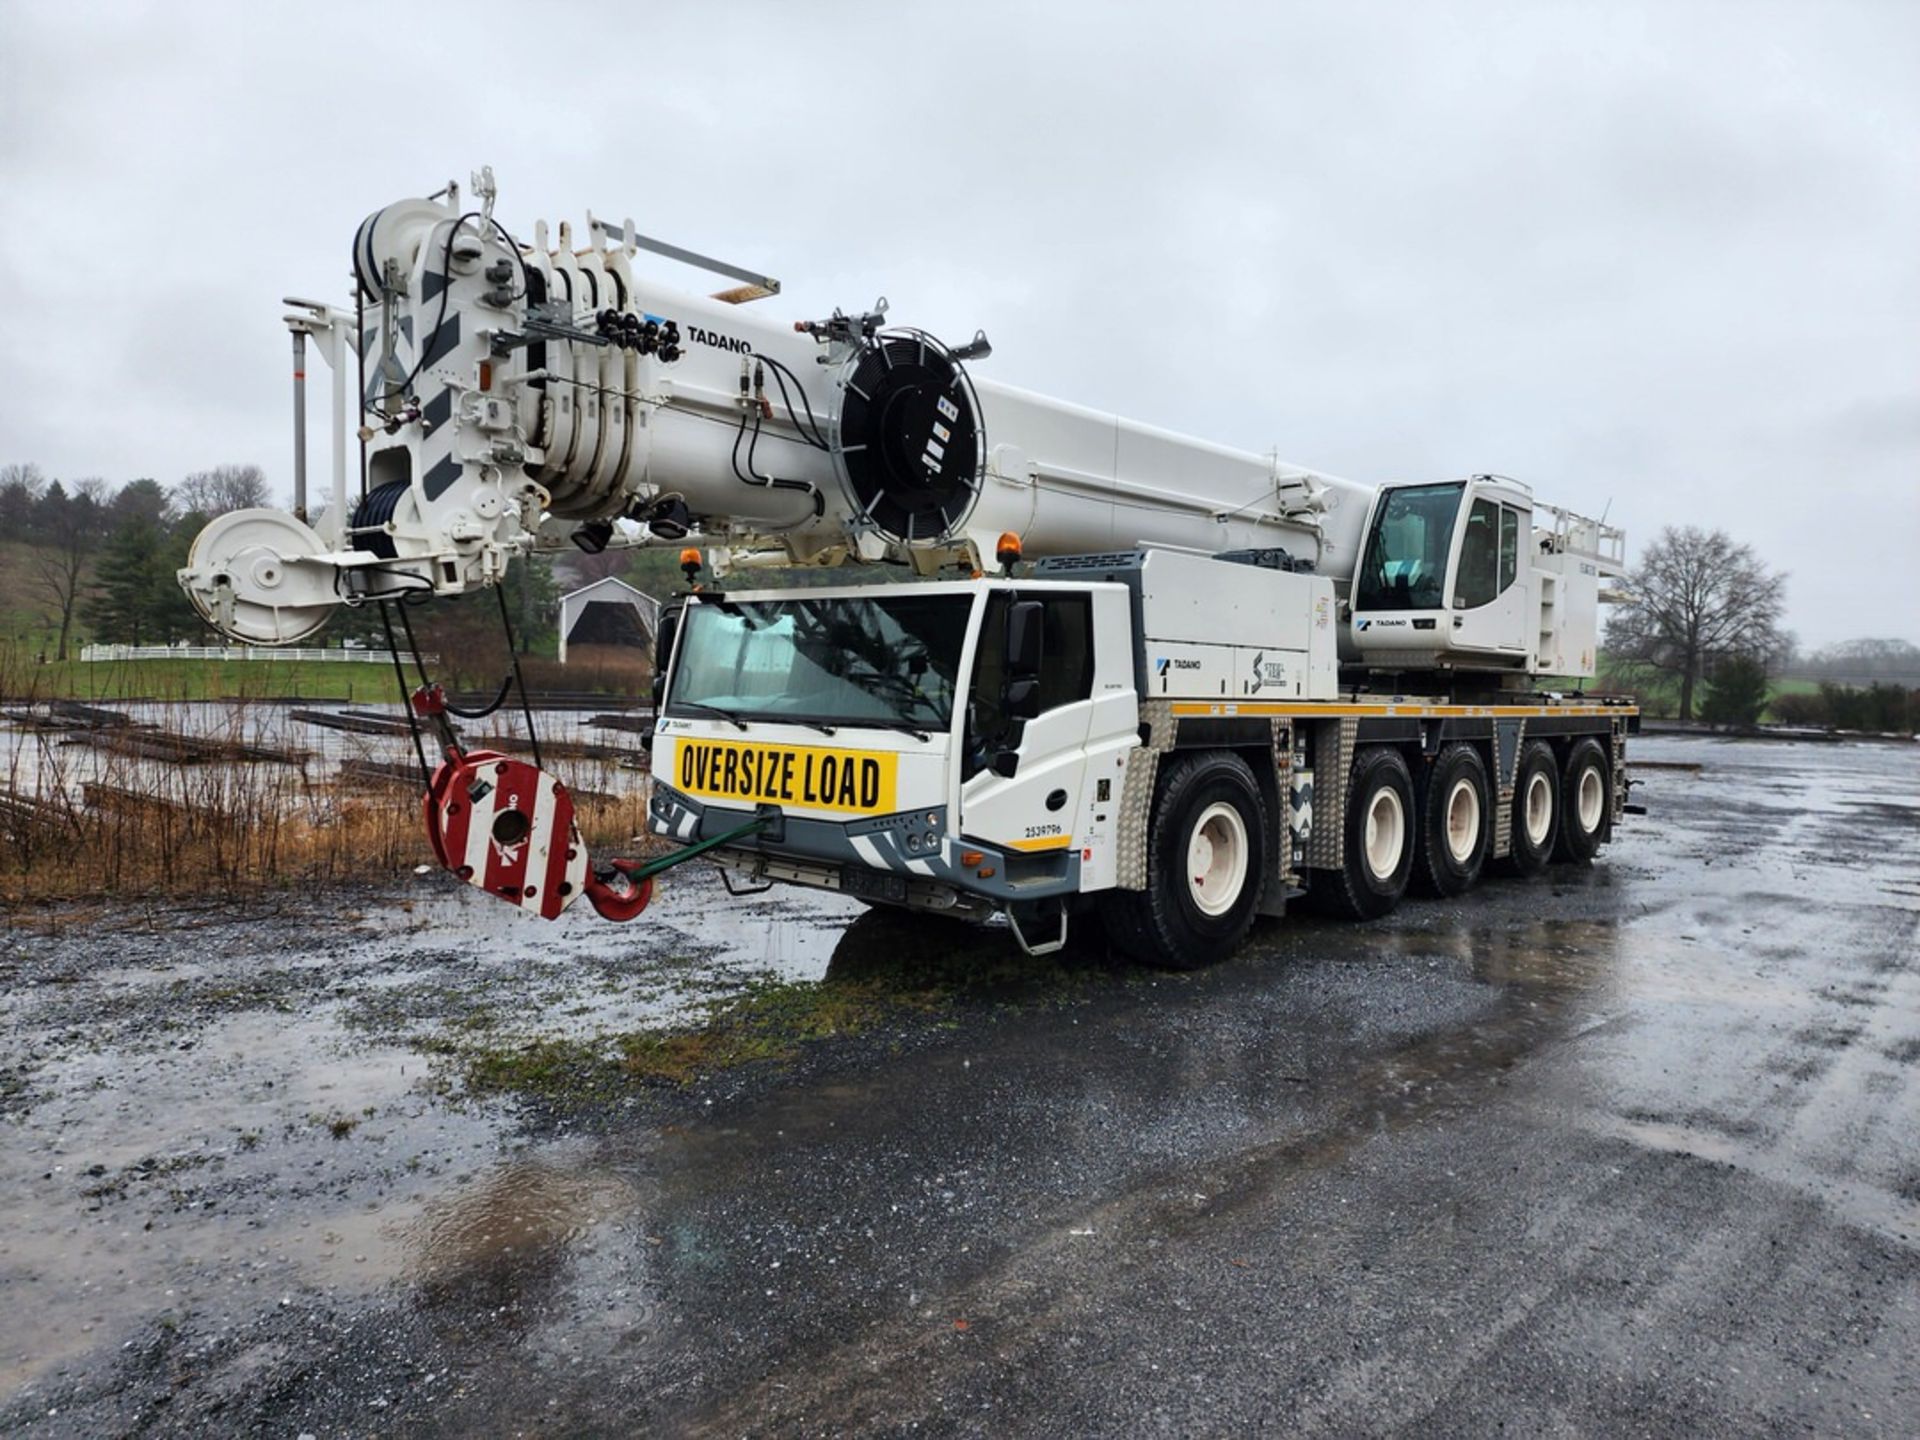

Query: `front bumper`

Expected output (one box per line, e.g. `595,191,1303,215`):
648,783,1080,905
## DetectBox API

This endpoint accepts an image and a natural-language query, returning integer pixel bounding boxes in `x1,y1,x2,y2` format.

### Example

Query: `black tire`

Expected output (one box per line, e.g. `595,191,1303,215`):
1307,746,1415,920
1553,737,1610,864
1412,742,1491,897
1106,750,1268,969
1498,740,1559,875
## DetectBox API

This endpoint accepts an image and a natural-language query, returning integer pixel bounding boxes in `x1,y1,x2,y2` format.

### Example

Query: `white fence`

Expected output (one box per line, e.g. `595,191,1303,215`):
77,645,438,665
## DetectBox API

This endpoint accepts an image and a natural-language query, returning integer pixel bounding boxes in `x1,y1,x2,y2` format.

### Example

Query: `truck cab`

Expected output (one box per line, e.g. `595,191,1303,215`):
648,578,1140,945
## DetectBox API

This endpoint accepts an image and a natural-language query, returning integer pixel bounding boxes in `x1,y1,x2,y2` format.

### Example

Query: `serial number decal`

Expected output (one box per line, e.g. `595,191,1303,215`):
1006,828,1073,852
672,738,898,816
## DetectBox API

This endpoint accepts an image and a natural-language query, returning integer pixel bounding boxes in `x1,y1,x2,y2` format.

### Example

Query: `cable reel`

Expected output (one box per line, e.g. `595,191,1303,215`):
830,327,989,547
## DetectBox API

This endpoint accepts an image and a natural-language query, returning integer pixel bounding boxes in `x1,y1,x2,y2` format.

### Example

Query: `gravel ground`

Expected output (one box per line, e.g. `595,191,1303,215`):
1,733,1916,1437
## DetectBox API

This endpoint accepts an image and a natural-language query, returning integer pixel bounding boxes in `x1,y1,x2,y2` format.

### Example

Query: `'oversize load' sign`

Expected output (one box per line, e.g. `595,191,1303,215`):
673,738,899,816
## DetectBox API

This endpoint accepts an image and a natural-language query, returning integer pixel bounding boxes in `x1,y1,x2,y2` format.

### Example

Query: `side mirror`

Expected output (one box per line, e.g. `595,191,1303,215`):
1002,600,1044,719
651,607,681,712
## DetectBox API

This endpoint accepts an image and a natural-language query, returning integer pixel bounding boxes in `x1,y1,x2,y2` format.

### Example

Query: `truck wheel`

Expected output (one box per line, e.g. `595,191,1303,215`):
1413,742,1490,896
1307,746,1415,920
1106,750,1268,969
1553,737,1609,863
1498,740,1559,875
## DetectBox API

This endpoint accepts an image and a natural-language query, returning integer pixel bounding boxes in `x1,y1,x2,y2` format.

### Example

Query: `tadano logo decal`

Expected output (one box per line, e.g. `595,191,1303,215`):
687,324,752,354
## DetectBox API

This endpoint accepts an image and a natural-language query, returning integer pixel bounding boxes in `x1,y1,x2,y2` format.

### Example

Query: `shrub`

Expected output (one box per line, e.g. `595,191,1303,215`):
1766,691,1827,727
1700,656,1770,729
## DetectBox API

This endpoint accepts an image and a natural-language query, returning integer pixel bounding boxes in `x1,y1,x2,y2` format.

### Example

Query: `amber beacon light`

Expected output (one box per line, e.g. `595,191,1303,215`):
995,532,1023,574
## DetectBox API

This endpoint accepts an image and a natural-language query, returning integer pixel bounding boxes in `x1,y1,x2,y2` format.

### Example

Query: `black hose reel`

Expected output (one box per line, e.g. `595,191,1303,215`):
832,329,987,546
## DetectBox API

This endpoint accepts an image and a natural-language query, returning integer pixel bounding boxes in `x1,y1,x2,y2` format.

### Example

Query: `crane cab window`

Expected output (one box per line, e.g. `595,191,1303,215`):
1455,499,1524,610
1355,481,1465,611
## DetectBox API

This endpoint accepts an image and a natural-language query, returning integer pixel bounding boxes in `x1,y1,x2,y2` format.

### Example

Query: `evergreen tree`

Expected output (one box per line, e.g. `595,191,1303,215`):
87,510,203,644
1699,655,1769,730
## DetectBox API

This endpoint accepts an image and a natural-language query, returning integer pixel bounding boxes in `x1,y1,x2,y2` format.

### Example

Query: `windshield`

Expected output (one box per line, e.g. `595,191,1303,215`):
1354,481,1466,611
667,593,973,731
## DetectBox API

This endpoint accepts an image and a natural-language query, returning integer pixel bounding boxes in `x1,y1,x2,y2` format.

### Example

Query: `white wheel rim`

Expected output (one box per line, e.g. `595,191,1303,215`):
1362,786,1406,882
1523,770,1553,846
1577,765,1605,832
1187,801,1249,917
1444,777,1481,863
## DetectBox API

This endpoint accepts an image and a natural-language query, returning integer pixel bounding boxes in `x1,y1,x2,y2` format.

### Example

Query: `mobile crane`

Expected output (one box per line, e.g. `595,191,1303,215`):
180,169,1635,965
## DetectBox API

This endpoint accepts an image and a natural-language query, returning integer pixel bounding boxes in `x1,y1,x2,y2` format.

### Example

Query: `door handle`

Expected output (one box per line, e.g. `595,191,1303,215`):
1045,789,1068,811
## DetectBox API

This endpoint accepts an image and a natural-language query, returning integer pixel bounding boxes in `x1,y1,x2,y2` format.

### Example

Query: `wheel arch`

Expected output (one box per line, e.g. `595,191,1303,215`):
1146,714,1292,902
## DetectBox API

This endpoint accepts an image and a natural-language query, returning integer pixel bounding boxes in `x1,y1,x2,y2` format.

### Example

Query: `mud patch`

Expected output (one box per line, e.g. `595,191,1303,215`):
1766,1053,1832,1084
1794,1022,1865,1051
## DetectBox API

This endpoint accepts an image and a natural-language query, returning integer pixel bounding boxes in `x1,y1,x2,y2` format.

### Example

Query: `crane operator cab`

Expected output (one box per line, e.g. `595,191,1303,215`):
1348,475,1600,676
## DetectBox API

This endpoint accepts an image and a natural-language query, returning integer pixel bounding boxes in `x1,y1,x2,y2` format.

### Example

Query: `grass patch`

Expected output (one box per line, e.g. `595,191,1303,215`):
448,913,1126,1103
618,979,896,1082
451,980,901,1098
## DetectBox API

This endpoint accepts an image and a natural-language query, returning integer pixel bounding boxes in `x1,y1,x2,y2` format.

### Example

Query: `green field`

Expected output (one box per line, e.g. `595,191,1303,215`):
1596,665,1820,721
0,655,409,704
1,535,448,702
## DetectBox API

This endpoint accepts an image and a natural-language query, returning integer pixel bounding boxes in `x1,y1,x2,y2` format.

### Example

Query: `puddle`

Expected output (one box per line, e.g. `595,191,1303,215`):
0,998,496,1395
411,1148,643,1301
1591,1112,1920,1246
359,869,862,979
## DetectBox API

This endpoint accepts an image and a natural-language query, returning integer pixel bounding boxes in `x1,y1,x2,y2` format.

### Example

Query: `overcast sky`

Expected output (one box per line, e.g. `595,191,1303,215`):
2,1,1914,648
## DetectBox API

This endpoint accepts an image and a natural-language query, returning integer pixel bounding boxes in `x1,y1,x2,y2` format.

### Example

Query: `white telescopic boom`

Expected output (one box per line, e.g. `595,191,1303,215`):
179,173,1374,643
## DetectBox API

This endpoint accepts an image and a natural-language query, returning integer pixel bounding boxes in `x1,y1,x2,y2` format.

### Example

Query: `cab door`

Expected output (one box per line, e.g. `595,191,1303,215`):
958,591,1097,857
1448,494,1530,658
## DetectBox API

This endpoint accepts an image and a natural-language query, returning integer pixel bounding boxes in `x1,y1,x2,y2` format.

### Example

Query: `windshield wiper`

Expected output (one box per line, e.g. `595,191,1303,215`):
840,717,933,742
794,719,839,736
673,700,749,732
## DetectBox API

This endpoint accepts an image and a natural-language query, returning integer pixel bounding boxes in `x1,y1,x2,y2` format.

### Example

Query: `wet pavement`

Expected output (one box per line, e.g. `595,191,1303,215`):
1,734,1916,1436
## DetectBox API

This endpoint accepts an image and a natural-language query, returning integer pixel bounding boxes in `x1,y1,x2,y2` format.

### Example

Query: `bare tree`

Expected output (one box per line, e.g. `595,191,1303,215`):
557,548,634,588
1605,525,1787,721
175,464,270,517
34,478,109,661
0,461,46,533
